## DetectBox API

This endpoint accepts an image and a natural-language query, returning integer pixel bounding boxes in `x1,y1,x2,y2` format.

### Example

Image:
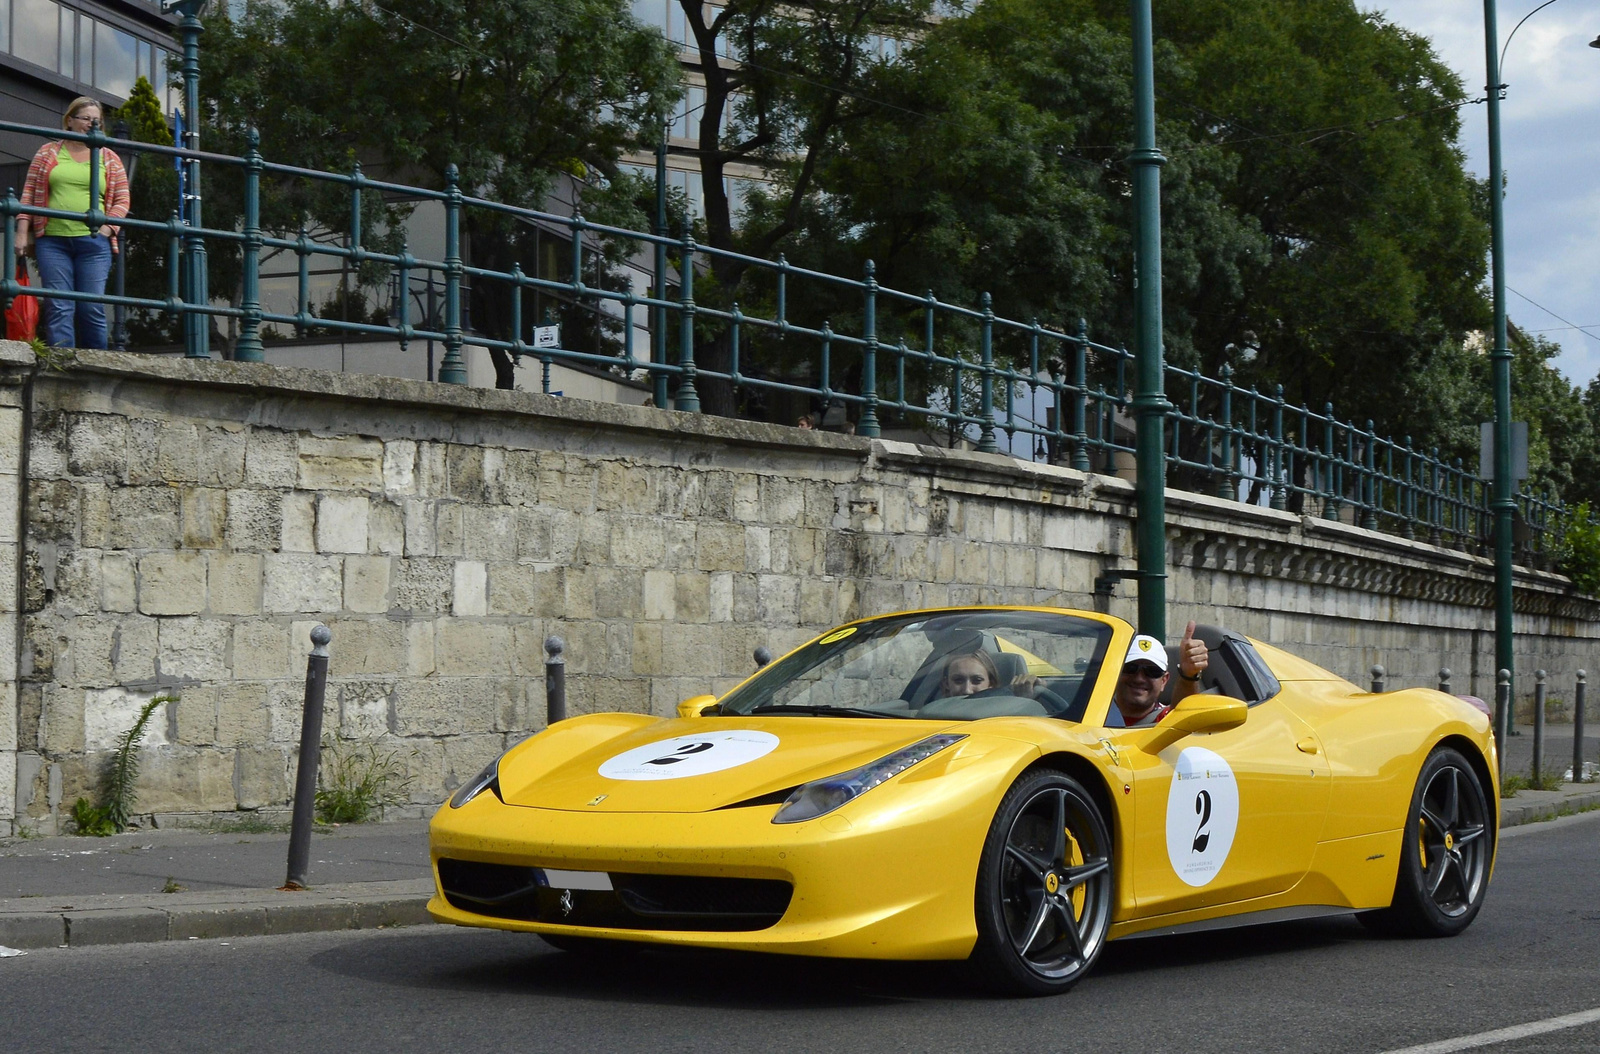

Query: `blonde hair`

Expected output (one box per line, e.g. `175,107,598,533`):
942,651,999,689
62,97,102,131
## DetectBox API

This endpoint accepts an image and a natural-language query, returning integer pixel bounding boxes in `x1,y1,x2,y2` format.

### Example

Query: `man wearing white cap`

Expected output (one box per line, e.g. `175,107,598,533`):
1113,620,1209,726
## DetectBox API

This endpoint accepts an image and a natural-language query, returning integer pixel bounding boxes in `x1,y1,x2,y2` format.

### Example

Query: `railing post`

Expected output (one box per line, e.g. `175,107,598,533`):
175,1,209,360
1362,420,1379,530
1324,404,1340,520
1,186,15,314
978,292,998,453
283,624,331,890
1496,668,1512,744
1429,448,1444,546
544,635,567,724
1216,364,1235,499
1573,670,1587,783
674,233,700,411
235,128,265,362
857,260,881,437
1071,319,1091,471
1370,665,1385,693
1401,437,1415,540
437,164,467,384
1271,384,1288,510
1438,667,1451,694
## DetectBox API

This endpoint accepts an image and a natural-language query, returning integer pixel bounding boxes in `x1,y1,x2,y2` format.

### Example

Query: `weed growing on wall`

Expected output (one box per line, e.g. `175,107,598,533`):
70,694,176,836
1554,504,1600,596
315,739,414,824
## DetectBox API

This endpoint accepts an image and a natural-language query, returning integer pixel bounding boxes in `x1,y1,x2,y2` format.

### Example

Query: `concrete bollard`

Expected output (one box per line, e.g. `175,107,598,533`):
1370,665,1386,693
284,624,331,891
1438,668,1451,694
1574,671,1587,784
545,635,567,725
1533,670,1547,784
1496,669,1512,742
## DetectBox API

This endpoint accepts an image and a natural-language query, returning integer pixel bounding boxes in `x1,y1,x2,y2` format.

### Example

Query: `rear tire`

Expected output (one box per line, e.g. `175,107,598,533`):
1363,747,1491,937
970,770,1113,995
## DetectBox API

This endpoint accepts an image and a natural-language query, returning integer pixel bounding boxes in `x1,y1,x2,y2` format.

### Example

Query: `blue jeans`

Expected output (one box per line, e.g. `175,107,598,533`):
34,234,113,349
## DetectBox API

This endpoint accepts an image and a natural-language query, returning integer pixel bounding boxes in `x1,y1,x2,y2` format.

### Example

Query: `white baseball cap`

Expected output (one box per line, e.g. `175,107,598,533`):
1123,634,1168,673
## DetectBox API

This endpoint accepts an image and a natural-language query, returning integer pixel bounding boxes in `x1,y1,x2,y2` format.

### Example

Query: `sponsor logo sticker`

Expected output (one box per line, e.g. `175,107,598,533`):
1164,747,1239,887
819,627,858,644
598,730,780,781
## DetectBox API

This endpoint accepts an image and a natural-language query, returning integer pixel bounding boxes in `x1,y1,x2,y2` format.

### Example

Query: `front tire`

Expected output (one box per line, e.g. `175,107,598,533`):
1365,747,1491,937
970,770,1113,995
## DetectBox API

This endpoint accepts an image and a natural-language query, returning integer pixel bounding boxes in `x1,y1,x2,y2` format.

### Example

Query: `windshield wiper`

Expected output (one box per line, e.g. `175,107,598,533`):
743,703,911,719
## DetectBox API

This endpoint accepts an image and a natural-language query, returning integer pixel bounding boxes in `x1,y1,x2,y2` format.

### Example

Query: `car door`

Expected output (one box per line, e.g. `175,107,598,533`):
1110,638,1332,918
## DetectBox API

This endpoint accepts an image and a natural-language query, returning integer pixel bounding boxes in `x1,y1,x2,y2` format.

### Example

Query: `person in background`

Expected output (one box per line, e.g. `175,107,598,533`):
15,96,130,350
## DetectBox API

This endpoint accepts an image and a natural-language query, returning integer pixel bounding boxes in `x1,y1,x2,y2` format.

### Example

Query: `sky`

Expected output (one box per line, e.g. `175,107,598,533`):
1368,1,1600,390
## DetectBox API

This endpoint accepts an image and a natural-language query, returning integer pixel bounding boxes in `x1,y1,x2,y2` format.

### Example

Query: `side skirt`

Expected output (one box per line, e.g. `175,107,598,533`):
1112,903,1358,941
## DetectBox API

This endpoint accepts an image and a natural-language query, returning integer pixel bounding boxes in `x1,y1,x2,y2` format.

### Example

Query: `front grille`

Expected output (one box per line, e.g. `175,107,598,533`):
437,858,792,932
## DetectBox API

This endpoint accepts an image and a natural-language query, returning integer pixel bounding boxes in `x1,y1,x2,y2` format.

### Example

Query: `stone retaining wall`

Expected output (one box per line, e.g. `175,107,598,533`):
3,346,1596,835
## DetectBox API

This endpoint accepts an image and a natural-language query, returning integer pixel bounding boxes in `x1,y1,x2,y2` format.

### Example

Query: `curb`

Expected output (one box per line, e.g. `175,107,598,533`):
0,879,432,951
1499,786,1600,828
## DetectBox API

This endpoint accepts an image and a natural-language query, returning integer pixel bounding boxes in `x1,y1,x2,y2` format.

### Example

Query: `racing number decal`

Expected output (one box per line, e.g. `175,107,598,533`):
598,731,780,781
1165,748,1239,887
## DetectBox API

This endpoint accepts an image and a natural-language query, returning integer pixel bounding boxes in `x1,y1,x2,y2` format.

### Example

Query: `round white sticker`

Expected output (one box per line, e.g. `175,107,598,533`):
1164,747,1239,887
598,731,780,781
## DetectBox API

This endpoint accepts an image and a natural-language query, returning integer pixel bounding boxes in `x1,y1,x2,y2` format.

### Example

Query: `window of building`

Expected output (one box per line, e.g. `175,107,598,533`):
0,0,10,54
13,0,59,73
94,20,138,97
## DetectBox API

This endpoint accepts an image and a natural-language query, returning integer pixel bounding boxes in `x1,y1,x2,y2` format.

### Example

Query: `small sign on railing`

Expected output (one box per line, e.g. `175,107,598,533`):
534,324,560,349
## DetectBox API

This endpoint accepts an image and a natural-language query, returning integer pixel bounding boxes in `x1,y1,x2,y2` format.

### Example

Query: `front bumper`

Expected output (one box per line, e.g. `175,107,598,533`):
428,769,1011,960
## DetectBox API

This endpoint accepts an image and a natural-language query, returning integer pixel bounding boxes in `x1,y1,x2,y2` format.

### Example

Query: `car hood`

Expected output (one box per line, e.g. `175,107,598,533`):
497,714,966,813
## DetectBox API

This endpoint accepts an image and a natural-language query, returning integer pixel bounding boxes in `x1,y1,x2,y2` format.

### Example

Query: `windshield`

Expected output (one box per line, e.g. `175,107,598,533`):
717,610,1114,721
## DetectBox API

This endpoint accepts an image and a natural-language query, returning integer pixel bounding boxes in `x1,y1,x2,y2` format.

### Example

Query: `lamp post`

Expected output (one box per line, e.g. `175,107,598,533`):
1129,0,1169,641
161,0,209,359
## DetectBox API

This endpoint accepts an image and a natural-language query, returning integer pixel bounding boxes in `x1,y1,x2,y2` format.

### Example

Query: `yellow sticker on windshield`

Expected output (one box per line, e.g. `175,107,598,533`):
818,627,857,644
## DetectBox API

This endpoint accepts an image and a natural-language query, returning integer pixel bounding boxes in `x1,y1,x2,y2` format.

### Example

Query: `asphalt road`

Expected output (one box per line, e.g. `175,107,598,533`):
3,812,1597,1054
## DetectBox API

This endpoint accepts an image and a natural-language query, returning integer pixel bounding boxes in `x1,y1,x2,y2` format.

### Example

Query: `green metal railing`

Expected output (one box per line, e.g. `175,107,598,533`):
0,118,1587,564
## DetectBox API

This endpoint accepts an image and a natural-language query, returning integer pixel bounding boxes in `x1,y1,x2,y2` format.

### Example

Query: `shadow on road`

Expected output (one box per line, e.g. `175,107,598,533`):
308,915,1373,1007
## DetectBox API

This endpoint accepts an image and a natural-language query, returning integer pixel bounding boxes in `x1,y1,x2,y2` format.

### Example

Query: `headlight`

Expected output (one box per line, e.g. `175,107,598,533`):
772,734,966,824
449,755,503,809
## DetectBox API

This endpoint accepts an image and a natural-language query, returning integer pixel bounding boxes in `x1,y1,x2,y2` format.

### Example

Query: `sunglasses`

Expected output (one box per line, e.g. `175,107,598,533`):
1122,663,1166,679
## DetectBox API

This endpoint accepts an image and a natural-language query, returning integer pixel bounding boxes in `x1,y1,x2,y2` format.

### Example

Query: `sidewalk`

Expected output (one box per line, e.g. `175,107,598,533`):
4,748,1599,954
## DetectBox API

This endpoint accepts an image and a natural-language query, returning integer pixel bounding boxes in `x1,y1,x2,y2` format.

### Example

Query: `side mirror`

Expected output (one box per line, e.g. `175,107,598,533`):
1140,694,1248,753
677,694,720,718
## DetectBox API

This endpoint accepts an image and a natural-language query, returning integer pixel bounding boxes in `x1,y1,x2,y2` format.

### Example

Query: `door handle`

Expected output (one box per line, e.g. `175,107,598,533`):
1296,737,1320,755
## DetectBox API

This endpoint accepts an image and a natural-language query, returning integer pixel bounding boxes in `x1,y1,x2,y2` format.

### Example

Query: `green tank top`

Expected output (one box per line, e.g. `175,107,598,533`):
43,147,106,238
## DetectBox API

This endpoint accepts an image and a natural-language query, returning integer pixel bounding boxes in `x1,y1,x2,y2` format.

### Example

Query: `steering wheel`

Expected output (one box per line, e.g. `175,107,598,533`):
1032,686,1072,715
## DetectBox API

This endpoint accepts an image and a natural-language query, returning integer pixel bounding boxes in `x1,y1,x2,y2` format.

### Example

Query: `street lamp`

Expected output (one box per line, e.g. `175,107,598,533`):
159,0,209,359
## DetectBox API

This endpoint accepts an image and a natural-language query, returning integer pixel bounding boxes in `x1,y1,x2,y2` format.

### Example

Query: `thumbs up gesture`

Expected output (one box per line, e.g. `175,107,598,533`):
1177,620,1207,681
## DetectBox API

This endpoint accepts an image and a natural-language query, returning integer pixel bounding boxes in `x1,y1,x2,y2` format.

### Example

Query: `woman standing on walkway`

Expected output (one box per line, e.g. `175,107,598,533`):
14,96,130,350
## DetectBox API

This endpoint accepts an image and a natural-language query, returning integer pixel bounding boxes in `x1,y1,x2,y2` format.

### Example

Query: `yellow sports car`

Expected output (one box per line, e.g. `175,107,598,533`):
428,606,1498,994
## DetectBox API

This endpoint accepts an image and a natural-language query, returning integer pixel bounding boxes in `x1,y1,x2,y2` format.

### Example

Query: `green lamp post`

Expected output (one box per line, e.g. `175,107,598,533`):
160,0,210,360
1129,0,1169,641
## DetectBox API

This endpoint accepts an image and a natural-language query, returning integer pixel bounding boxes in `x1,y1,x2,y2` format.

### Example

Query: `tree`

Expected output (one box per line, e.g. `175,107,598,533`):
192,0,682,373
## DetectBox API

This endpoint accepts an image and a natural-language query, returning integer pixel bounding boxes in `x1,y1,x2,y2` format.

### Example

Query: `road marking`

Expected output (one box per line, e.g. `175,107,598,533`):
1379,1007,1600,1053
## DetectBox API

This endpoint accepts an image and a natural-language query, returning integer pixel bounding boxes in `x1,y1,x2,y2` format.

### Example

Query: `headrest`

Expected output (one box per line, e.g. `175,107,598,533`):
992,652,1028,685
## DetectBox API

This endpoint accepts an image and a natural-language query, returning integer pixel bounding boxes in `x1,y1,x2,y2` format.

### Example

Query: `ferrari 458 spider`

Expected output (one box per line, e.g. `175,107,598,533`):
429,607,1497,994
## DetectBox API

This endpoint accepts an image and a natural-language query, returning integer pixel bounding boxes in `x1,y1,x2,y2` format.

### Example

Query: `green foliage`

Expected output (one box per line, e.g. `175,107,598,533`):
314,739,413,824
109,76,173,147
71,797,115,837
1555,503,1600,596
103,694,175,832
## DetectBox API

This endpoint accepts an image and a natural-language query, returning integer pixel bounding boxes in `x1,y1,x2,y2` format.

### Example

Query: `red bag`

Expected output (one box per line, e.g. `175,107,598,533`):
6,263,39,342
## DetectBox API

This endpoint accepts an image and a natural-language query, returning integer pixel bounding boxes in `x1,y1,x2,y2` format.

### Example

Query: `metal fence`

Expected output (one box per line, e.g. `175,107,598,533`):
0,118,1585,565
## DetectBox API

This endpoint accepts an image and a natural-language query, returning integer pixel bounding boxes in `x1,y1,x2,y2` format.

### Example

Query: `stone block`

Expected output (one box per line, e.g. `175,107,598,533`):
799,578,836,625
215,682,272,747
65,413,128,479
66,908,168,946
343,555,391,613
461,506,517,561
317,494,370,554
135,747,235,812
744,526,772,572
676,572,710,623
263,553,342,613
265,901,355,935
196,424,248,487
0,405,22,474
169,906,269,941
26,478,78,544
298,435,384,491
446,444,503,503
158,617,232,681
328,619,407,676
62,615,117,686
0,913,64,950
173,684,217,745
435,621,511,676
137,551,206,616
224,489,282,552
383,439,417,495
643,569,675,620
208,551,261,615
243,429,297,487
708,572,733,622
758,574,799,623
406,621,435,676
515,505,579,563
336,679,396,738
368,500,404,555
107,486,180,549
758,476,806,526
593,566,642,619
392,677,497,737
539,456,595,510
402,499,436,557
280,491,317,552
353,896,432,931
181,487,227,549
453,560,487,616
83,687,171,751
392,557,453,614
0,682,15,751
235,745,289,807
53,546,101,614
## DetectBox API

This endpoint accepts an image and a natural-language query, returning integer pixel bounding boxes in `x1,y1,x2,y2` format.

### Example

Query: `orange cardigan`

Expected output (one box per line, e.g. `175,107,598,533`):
19,141,131,251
